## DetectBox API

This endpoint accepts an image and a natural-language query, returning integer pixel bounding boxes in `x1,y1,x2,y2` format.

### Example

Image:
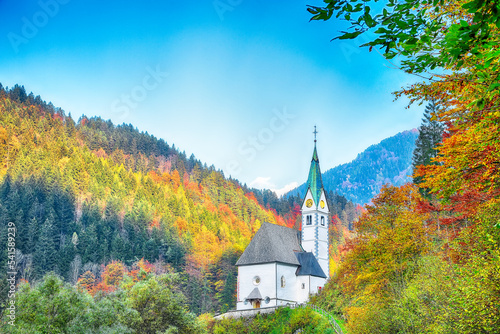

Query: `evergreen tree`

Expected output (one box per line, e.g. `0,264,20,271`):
26,217,39,254
33,215,58,278
52,184,74,237
9,84,27,103
80,224,99,264
111,232,126,261
412,100,445,187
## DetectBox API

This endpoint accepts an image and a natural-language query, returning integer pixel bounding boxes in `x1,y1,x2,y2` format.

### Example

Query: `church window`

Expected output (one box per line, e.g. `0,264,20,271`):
306,215,312,225
265,297,270,304
281,276,286,288
321,216,325,226
301,283,306,289
252,276,261,285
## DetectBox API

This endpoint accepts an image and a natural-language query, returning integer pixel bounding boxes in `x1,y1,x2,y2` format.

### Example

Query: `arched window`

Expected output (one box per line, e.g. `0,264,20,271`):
321,216,325,226
281,276,286,288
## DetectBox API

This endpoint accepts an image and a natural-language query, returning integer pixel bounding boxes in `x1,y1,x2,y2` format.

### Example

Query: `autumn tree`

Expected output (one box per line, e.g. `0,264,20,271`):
94,260,127,293
335,184,430,331
77,270,96,294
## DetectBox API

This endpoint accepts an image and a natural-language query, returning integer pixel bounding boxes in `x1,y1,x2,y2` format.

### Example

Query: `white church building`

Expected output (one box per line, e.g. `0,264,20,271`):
235,132,330,310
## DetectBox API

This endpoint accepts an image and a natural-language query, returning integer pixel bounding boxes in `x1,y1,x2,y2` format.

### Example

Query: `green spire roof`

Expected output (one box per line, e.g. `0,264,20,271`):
306,144,324,207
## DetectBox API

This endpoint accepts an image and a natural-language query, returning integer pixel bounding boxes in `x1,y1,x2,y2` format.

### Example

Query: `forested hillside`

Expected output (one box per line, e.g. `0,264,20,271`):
288,129,418,204
0,84,357,323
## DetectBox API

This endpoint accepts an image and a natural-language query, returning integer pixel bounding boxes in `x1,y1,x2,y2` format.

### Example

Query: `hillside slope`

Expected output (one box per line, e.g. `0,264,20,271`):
0,84,286,313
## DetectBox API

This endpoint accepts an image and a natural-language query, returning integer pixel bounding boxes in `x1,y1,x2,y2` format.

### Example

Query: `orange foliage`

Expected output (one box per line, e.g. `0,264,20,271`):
337,184,430,299
94,260,127,293
184,177,202,199
282,203,301,229
149,217,160,230
203,196,218,214
189,226,224,271
148,170,163,184
77,271,96,295
170,170,181,189
414,112,500,230
129,258,154,282
53,113,63,122
94,148,107,158
17,278,29,286
245,192,259,205
175,217,188,232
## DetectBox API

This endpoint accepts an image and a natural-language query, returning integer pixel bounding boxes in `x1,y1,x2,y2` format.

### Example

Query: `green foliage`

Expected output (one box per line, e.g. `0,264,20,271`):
212,307,335,334
124,274,204,334
33,215,58,277
0,175,185,286
0,271,209,333
210,248,240,313
310,280,346,319
309,0,500,111
386,256,458,333
0,273,137,333
447,201,500,333
308,0,500,74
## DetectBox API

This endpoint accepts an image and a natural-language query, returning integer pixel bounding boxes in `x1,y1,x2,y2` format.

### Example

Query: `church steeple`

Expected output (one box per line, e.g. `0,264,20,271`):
306,135,324,208
301,126,330,278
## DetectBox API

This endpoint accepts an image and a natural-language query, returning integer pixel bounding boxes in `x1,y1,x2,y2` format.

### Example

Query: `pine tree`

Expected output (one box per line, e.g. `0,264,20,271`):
26,217,39,254
412,100,444,187
81,224,99,264
33,215,58,278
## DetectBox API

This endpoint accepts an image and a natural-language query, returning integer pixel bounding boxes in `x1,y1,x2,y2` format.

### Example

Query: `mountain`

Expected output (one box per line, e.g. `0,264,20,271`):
288,129,419,205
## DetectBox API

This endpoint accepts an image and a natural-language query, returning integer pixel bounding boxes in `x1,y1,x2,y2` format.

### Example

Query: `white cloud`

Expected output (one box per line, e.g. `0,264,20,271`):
273,182,299,197
249,177,299,197
249,176,274,189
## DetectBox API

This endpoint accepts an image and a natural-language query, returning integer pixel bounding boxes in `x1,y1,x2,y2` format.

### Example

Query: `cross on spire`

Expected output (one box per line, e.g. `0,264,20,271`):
313,126,318,144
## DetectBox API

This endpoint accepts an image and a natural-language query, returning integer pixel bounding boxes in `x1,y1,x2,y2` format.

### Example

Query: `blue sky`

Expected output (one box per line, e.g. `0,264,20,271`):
0,0,423,195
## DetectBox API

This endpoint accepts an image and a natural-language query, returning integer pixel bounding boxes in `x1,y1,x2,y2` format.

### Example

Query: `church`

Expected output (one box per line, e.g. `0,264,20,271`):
235,131,330,310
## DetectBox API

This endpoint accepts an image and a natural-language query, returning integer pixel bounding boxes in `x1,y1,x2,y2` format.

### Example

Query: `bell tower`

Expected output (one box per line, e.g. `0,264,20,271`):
301,126,330,278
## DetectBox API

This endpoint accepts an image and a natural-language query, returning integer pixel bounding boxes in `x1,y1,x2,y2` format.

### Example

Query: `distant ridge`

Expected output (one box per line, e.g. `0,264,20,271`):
287,129,418,205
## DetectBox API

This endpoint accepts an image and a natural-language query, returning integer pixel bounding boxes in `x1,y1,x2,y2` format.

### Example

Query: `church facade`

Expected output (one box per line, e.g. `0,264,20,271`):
235,135,330,310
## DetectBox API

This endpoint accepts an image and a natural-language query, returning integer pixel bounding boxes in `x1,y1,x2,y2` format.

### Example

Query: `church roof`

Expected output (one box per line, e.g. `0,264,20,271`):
295,252,327,278
305,145,325,207
247,287,262,300
235,222,302,266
